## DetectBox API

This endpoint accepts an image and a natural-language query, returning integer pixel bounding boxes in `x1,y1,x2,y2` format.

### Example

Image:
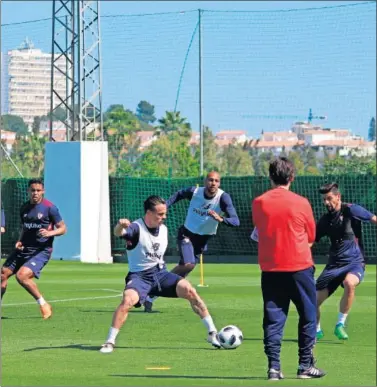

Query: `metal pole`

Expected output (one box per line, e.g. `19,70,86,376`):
65,14,70,141
49,0,56,141
198,9,203,176
77,0,82,141
71,0,76,137
98,0,104,141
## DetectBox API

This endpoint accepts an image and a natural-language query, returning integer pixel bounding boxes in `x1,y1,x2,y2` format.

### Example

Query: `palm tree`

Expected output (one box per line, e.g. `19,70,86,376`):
157,111,191,138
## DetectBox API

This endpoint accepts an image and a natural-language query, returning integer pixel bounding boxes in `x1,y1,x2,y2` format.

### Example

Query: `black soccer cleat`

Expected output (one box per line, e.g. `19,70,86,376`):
297,365,326,379
144,300,153,313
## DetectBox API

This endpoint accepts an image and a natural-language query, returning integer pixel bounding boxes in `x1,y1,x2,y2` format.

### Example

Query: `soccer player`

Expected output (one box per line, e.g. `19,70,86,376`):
252,157,325,380
99,195,221,353
1,178,66,319
144,171,239,312
315,182,377,340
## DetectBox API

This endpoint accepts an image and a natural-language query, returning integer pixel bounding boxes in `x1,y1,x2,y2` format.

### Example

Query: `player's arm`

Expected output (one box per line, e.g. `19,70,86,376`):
313,215,327,246
166,187,195,208
114,219,131,237
211,192,240,226
303,199,316,245
350,204,377,224
39,205,66,237
114,220,140,247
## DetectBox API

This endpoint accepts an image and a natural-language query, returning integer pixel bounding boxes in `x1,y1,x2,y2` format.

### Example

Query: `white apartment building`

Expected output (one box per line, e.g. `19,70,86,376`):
6,38,66,128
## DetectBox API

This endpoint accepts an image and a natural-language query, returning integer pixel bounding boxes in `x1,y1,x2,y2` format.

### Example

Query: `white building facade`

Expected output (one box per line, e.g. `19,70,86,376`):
5,39,66,128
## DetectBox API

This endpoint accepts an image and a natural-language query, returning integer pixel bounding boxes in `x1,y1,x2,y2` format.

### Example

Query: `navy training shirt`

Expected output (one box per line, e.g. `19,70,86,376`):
20,199,63,248
316,203,374,265
166,186,240,227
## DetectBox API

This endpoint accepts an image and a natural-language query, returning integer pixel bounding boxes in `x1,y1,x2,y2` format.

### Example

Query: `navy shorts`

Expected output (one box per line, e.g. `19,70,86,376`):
3,247,52,279
316,262,365,296
177,226,209,266
125,264,182,307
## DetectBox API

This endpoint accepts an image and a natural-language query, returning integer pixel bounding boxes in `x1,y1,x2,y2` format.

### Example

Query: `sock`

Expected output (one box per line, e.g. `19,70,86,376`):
37,296,46,306
106,327,119,345
1,287,6,299
201,315,217,333
316,322,321,332
337,312,348,326
146,296,158,303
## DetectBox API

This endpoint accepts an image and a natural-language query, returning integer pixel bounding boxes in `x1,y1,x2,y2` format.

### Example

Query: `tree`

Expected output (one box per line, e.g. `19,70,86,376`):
157,111,191,138
32,116,41,135
288,151,305,175
219,142,254,176
368,117,376,141
136,100,156,124
193,126,219,174
137,132,199,177
1,114,28,134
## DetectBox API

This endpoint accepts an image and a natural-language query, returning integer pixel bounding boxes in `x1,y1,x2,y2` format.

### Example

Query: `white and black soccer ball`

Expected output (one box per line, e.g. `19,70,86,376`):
218,325,243,349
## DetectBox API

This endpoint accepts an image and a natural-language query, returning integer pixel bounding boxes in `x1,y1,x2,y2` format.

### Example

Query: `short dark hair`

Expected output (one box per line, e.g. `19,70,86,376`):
268,157,295,186
28,178,44,187
144,195,166,213
319,182,340,195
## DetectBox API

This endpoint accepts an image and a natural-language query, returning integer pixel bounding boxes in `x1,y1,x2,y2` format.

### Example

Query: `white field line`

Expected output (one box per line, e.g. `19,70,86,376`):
2,289,122,307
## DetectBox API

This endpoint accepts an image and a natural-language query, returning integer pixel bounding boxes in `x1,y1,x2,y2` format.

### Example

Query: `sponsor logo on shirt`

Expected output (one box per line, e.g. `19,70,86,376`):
24,223,43,230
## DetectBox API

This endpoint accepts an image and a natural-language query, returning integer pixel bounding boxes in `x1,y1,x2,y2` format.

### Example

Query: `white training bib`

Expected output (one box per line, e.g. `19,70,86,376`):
126,219,168,272
184,187,224,235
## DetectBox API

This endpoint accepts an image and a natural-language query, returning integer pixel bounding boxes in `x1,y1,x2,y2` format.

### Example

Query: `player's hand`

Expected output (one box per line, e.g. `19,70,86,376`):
1,227,5,233
118,219,131,228
15,241,24,250
207,210,223,222
38,229,52,238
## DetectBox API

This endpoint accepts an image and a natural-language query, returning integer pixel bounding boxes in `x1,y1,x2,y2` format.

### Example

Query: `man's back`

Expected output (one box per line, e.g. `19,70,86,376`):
252,188,315,272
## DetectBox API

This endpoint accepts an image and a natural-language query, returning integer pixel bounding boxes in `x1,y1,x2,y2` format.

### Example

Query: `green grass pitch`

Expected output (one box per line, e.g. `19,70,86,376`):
1,261,376,386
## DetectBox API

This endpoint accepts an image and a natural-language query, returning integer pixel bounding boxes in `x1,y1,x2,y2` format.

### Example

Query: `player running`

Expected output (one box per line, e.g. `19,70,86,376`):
99,195,221,353
1,178,66,319
315,182,376,340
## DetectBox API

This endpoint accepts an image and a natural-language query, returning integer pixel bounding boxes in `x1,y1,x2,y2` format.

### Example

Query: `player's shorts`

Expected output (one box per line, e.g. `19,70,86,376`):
316,262,365,296
3,247,52,279
177,226,210,265
125,264,182,307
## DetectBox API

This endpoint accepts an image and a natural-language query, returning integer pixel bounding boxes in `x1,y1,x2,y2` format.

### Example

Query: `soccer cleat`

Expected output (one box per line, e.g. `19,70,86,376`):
297,366,326,379
40,303,52,319
316,330,324,340
268,368,284,380
207,331,221,349
144,300,153,313
100,342,114,354
334,323,349,340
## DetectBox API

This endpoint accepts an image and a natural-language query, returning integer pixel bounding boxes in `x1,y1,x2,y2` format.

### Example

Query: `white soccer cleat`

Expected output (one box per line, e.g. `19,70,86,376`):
100,342,114,353
207,331,221,349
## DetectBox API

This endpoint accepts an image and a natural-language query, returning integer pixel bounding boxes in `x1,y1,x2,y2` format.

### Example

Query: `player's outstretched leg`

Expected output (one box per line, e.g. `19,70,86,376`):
335,273,360,340
315,289,329,340
175,278,221,349
100,289,139,353
15,267,52,319
1,266,13,300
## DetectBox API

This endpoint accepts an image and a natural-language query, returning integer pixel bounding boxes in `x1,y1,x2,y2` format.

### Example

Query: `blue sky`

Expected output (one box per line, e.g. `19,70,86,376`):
2,1,376,138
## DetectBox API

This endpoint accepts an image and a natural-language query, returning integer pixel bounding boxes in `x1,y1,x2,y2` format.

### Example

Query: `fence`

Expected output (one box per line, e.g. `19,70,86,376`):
1,175,376,261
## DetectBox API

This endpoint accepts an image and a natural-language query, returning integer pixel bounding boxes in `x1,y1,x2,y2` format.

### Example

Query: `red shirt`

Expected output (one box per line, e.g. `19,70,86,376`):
252,187,315,272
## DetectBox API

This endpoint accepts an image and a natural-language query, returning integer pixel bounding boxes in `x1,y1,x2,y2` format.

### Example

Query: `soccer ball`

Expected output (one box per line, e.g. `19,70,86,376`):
218,325,243,349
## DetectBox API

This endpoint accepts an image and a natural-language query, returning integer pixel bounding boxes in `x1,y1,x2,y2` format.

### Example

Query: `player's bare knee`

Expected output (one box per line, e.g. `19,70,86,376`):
176,279,195,299
184,263,195,272
343,278,357,291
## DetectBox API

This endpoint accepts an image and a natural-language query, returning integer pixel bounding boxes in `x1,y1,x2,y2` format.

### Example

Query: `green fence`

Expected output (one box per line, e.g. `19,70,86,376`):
1,175,376,261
